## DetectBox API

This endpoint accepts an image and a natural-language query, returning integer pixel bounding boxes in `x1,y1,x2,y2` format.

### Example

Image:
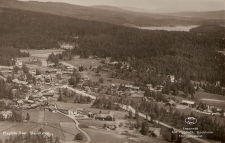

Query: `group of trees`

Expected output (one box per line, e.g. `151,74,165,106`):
58,88,92,103
0,46,29,66
1,8,224,85
68,69,81,87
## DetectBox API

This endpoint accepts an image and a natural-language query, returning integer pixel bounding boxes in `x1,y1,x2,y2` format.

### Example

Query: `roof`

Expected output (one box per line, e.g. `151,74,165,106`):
1,110,12,115
167,100,176,105
125,85,133,88
96,111,114,118
181,100,195,105
0,75,6,81
17,100,24,104
31,104,38,107
146,84,152,87
131,86,140,90
12,79,28,85
149,127,161,137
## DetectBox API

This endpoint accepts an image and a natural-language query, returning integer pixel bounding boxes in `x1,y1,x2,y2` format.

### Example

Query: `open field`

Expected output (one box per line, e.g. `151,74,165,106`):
78,119,115,128
21,49,65,58
83,128,128,143
55,113,74,122
23,109,44,123
67,58,103,69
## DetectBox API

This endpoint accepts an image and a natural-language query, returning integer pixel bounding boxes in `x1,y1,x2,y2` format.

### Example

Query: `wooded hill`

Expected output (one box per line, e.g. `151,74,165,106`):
0,8,224,85
0,0,224,27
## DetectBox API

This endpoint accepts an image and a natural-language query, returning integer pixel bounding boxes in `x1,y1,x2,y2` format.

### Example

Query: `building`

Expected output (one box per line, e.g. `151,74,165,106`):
180,100,195,107
60,44,74,50
166,100,176,106
17,100,24,105
95,111,114,121
149,127,161,138
15,60,23,66
68,108,85,115
0,110,12,119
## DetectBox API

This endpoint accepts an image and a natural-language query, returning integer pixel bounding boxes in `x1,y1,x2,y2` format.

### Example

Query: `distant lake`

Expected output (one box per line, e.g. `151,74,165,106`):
135,25,199,32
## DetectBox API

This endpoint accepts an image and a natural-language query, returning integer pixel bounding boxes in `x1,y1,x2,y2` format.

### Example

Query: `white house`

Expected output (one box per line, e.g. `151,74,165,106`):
68,108,85,115
0,110,12,119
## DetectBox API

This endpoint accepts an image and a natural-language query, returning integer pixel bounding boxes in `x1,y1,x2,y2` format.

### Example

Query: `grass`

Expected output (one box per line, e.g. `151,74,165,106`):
83,128,128,143
78,119,114,128
54,113,73,122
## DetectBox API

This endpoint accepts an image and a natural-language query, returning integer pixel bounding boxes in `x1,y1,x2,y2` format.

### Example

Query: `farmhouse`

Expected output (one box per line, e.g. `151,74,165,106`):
12,79,28,85
148,127,161,138
68,108,85,115
17,100,24,105
60,43,74,50
95,111,114,121
166,100,176,106
180,100,195,107
0,110,12,119
15,59,23,66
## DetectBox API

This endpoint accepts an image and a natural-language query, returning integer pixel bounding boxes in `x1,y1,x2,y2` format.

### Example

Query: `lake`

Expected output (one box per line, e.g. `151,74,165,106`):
135,25,199,32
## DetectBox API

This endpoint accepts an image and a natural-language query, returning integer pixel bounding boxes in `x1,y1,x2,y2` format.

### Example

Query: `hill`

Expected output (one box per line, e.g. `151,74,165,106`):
0,7,224,84
0,0,223,27
170,10,225,20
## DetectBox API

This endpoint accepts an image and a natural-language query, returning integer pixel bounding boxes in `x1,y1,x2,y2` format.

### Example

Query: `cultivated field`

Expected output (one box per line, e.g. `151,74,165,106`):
1,109,82,141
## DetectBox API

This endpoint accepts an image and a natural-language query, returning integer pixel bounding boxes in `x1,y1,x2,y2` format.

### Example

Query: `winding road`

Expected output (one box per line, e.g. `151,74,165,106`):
55,104,91,143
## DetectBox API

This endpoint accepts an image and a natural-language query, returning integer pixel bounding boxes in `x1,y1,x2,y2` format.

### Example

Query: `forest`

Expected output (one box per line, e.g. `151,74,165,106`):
0,8,224,85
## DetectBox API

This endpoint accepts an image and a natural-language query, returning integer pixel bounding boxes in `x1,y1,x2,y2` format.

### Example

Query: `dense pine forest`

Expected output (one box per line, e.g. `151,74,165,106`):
0,8,224,85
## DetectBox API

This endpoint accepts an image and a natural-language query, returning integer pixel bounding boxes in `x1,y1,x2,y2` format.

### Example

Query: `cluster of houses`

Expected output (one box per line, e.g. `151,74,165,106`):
68,107,115,121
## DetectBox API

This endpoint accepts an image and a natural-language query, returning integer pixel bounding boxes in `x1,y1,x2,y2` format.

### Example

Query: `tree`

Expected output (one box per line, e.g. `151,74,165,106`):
26,113,30,120
129,110,132,118
74,133,83,140
140,121,149,135
58,95,62,101
36,69,41,75
144,89,151,97
54,137,60,143
99,78,103,83
22,64,29,73
13,66,20,74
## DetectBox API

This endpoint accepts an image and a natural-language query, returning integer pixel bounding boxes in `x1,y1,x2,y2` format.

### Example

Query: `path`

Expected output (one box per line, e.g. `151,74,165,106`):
55,104,91,143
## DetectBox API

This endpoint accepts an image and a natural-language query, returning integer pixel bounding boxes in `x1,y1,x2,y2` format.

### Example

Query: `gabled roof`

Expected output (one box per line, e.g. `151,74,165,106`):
181,100,195,105
149,127,161,137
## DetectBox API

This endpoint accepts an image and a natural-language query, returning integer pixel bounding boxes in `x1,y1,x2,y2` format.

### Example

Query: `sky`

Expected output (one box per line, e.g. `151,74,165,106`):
18,0,225,13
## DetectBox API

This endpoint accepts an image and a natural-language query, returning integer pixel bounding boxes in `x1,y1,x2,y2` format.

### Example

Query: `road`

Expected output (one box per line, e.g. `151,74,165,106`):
55,104,92,143
116,103,210,143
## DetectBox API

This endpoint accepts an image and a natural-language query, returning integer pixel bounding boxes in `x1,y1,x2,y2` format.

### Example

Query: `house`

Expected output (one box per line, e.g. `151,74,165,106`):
131,86,140,91
95,111,114,121
125,85,133,90
0,110,12,119
42,132,53,141
17,100,24,105
180,100,195,107
146,84,152,88
68,108,85,115
12,79,28,85
15,60,23,66
105,57,111,64
166,100,176,106
60,43,74,50
149,127,161,138
30,104,38,108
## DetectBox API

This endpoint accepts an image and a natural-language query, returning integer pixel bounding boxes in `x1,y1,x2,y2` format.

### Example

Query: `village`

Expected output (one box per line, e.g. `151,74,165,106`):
0,48,224,143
